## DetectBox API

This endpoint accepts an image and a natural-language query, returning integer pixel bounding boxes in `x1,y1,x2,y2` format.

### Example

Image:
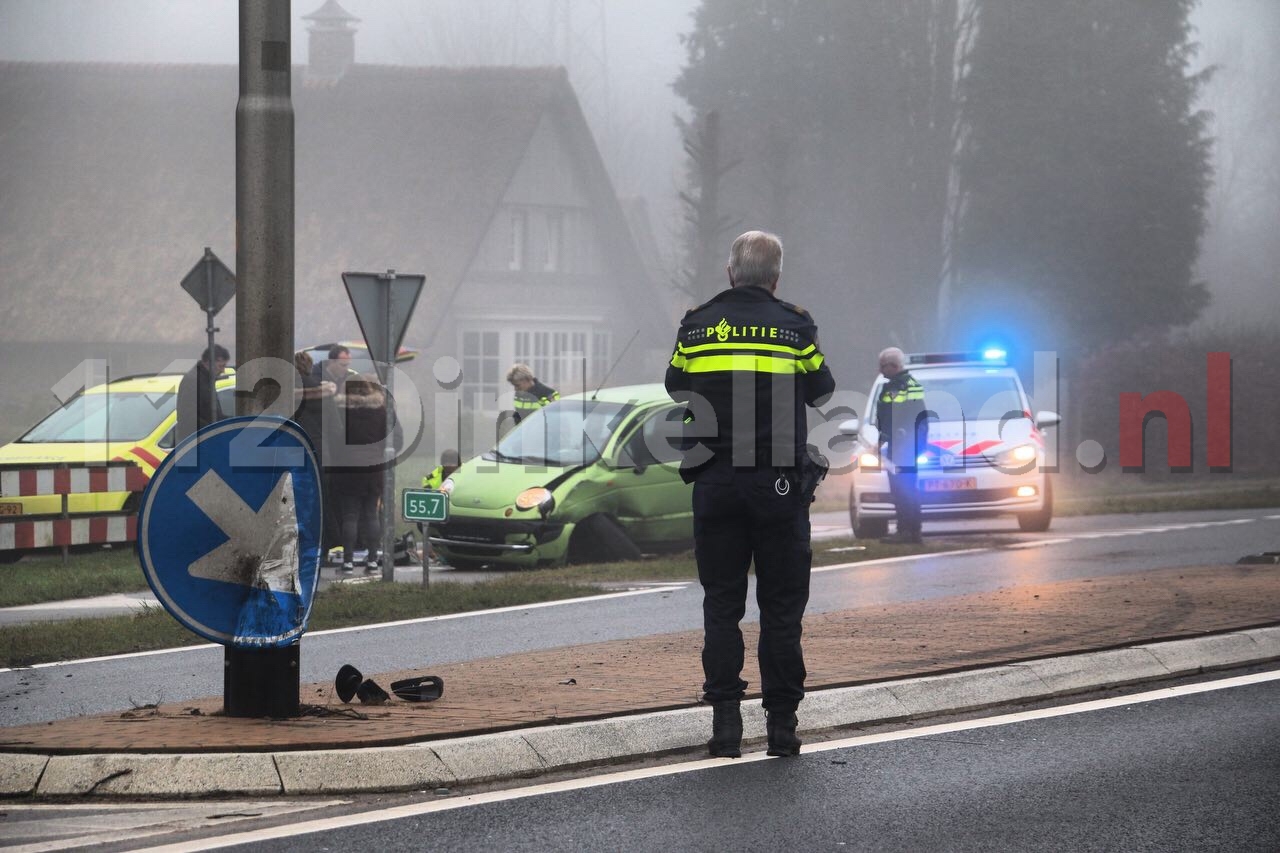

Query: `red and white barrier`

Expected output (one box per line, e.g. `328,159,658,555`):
0,465,149,499
0,462,149,557
0,515,138,550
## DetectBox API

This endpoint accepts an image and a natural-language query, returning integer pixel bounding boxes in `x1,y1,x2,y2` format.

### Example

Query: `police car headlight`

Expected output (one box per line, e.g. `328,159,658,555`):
857,452,881,471
515,486,555,514
995,444,1038,469
439,477,456,495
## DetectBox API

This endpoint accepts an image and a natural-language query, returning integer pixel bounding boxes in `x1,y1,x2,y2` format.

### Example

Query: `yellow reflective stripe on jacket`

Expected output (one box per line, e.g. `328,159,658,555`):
513,398,542,410
672,341,823,374
680,352,826,375
677,341,817,357
880,377,925,403
423,466,444,489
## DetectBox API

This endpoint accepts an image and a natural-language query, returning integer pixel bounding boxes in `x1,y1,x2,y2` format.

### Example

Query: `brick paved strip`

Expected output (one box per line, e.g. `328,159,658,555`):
2,563,1278,754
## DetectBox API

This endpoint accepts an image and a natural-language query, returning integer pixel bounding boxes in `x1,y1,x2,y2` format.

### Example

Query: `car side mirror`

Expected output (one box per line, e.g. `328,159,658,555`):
1034,410,1061,429
838,417,860,436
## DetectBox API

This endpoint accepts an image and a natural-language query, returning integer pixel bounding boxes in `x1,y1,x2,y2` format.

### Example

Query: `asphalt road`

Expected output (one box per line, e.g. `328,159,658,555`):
157,669,1280,852
1,508,1278,727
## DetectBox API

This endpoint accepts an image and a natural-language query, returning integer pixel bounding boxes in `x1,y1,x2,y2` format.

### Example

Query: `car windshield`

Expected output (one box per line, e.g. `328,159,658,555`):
20,391,174,443
489,400,634,467
918,375,1026,423
872,375,1026,425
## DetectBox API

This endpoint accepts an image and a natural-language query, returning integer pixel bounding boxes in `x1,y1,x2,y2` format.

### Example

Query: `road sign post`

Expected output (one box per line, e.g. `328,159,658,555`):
180,247,237,425
403,488,448,588
137,417,323,718
343,270,425,583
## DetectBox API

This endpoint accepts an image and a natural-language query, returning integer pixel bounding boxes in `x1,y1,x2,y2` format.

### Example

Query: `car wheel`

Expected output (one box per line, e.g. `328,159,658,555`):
0,551,20,564
1017,477,1054,532
849,486,888,540
568,514,643,564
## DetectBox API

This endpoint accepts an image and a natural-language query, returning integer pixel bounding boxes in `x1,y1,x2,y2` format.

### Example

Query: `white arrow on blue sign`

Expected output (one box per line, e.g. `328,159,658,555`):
137,416,323,647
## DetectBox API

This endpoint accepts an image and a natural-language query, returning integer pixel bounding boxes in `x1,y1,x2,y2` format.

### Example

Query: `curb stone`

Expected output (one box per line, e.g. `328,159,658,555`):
7,627,1279,799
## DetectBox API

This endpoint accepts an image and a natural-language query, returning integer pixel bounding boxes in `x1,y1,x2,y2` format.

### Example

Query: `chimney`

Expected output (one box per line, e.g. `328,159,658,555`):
302,0,360,83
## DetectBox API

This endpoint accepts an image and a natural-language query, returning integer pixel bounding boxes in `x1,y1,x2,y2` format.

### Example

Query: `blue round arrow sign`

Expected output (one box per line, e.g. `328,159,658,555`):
137,416,323,647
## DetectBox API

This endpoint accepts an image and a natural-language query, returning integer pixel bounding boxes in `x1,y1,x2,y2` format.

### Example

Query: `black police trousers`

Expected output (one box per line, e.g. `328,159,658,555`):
888,470,921,535
692,465,812,713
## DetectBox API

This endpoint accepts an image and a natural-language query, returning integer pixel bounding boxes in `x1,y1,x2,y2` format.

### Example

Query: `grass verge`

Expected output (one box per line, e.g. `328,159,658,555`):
1057,485,1280,517
0,549,145,608
0,576,599,668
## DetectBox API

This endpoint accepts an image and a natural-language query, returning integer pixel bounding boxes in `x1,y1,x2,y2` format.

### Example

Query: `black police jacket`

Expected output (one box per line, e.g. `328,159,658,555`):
876,371,928,468
665,285,835,481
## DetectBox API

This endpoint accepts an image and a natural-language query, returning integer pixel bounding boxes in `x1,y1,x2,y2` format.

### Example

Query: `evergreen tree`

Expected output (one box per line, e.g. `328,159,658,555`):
675,1,961,369
952,0,1213,352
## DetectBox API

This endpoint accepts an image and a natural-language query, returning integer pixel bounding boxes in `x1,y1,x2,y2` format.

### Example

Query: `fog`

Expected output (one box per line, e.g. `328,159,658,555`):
1,1,1277,468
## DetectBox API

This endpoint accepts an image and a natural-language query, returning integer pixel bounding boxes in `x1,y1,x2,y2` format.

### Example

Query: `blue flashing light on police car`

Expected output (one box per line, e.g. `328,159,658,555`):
982,348,1007,362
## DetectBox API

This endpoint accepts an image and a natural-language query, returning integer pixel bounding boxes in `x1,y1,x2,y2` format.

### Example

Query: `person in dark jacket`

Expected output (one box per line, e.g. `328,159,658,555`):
292,350,335,455
665,230,836,759
875,347,928,544
175,344,230,442
506,363,559,424
328,376,400,574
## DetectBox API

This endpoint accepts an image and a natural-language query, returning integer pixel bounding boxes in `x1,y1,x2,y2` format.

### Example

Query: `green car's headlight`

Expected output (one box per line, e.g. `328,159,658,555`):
515,486,555,514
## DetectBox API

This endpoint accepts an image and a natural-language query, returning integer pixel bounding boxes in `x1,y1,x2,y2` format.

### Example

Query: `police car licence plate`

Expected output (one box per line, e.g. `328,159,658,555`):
922,478,976,492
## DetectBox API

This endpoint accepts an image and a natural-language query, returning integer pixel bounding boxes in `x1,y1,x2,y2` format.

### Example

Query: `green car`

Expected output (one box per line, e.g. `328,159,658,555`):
430,384,693,568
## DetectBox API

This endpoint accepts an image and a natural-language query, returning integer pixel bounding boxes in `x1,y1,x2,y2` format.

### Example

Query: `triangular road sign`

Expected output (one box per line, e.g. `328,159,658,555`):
342,271,425,382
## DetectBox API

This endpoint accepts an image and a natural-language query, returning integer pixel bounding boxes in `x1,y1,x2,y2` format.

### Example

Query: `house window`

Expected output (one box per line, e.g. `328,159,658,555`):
515,330,589,392
462,330,501,409
591,332,611,385
544,210,563,272
508,210,527,271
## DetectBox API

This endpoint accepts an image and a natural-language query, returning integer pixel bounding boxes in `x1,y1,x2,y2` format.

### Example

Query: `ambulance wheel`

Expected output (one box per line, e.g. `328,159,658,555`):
850,487,888,539
1017,478,1054,532
568,514,643,564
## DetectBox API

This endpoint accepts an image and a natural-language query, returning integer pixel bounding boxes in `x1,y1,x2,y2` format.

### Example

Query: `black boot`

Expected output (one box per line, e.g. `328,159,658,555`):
766,710,802,757
707,701,743,758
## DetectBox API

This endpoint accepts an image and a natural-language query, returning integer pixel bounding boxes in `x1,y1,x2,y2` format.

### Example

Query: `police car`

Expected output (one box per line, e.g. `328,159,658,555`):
841,351,1059,538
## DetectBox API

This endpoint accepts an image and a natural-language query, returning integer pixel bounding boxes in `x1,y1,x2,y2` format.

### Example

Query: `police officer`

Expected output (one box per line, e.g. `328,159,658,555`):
665,230,835,758
506,363,559,424
422,449,461,490
876,347,927,544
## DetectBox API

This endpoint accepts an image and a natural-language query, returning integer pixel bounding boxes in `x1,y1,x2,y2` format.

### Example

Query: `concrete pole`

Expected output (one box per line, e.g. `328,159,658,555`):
236,0,295,415
227,0,298,719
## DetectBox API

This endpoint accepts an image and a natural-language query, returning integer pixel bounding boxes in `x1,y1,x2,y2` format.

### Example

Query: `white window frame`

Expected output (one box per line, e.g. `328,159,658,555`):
508,209,527,271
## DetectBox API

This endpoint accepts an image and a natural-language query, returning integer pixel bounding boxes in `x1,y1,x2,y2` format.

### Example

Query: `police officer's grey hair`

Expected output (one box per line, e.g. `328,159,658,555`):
506,363,534,385
728,230,783,289
878,347,905,369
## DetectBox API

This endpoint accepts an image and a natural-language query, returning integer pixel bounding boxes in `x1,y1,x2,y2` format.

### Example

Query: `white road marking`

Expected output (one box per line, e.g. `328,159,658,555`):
0,585,688,673
132,669,1280,853
0,800,343,853
812,548,991,574
1004,538,1073,549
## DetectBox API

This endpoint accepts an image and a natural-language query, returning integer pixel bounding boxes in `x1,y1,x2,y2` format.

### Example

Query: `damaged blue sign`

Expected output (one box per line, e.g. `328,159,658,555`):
137,416,323,647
